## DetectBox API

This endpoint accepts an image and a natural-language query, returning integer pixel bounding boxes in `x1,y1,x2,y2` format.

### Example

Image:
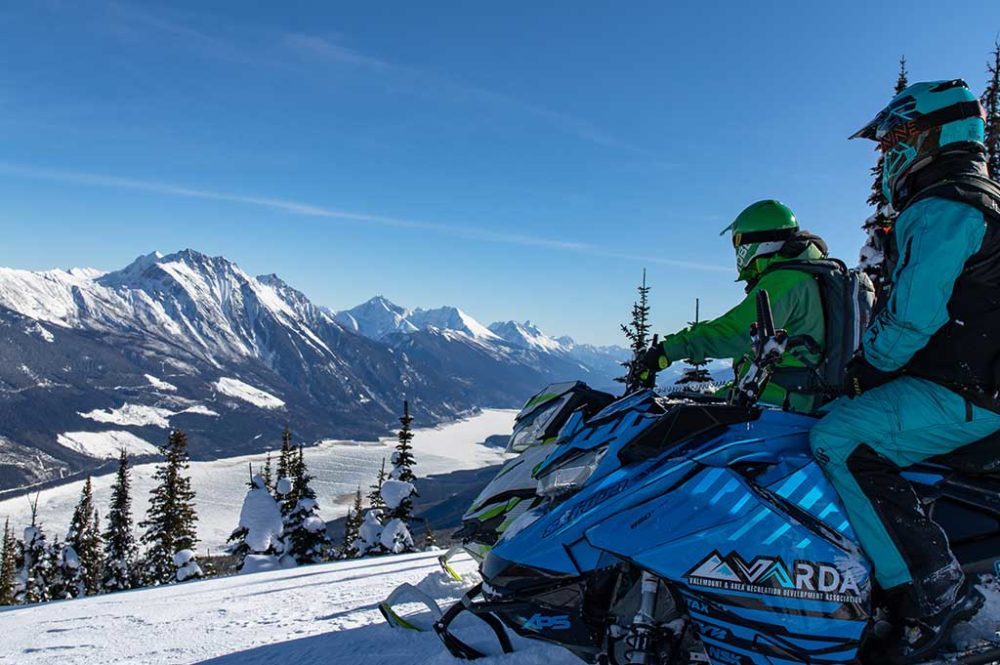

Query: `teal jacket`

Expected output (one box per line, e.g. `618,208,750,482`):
864,197,988,372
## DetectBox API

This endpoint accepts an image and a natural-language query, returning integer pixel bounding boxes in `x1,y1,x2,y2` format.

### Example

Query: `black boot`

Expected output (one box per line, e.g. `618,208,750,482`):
892,572,985,664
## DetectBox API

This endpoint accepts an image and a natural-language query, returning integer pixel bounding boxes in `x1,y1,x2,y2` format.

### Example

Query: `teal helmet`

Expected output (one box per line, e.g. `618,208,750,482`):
851,79,985,206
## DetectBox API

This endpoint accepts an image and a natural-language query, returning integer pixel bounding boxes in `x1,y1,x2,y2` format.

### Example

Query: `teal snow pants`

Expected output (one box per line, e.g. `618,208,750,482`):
809,376,1000,590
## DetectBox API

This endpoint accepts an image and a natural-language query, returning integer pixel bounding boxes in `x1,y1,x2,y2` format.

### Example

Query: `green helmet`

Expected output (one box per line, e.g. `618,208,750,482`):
721,200,799,280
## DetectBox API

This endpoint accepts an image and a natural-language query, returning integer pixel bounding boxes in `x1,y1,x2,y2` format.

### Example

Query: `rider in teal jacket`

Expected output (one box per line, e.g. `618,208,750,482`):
810,80,1000,661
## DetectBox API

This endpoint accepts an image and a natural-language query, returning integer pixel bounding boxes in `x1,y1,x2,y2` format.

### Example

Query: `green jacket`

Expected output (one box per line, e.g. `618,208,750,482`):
661,243,826,412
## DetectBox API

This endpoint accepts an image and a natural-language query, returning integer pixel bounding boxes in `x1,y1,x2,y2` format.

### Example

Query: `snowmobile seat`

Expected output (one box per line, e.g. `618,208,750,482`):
931,427,1000,477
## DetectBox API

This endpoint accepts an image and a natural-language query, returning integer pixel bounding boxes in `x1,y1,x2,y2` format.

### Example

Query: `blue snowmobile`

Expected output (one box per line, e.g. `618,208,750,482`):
434,292,1000,665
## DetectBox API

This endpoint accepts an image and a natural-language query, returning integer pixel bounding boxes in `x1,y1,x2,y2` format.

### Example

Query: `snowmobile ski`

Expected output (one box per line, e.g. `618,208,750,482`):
433,583,514,660
378,582,444,632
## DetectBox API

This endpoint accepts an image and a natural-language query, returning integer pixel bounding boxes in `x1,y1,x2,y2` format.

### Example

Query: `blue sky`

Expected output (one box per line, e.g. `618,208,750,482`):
1,1,999,345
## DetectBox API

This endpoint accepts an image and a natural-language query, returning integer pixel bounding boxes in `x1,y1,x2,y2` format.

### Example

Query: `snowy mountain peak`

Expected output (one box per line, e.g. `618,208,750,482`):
488,320,565,353
409,306,499,342
334,296,417,339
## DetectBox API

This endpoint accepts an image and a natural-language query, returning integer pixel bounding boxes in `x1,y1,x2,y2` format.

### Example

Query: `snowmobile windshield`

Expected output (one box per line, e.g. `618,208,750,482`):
507,394,573,453
535,446,607,497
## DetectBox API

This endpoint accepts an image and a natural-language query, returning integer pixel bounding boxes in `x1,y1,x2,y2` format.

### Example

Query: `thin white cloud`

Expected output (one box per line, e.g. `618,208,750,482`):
86,3,660,159
281,32,661,159
0,162,728,273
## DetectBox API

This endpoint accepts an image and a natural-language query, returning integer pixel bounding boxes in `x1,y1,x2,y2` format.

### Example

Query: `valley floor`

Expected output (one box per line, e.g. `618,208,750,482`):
0,550,579,665
0,409,516,550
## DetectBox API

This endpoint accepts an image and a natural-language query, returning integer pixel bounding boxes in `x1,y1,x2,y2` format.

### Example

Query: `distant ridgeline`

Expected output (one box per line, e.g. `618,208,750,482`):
0,250,626,491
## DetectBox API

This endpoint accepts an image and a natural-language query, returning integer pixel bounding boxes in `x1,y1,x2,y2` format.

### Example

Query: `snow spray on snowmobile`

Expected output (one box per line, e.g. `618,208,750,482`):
431,291,1000,664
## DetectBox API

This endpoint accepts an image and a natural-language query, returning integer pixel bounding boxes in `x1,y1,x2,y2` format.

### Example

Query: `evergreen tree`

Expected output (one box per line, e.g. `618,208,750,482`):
228,472,285,573
46,536,76,601
617,269,653,393
983,40,1000,179
139,430,199,585
340,487,364,559
276,426,294,483
102,449,138,592
367,457,387,511
0,519,16,605
66,477,102,596
16,499,51,604
276,426,298,517
860,56,909,291
378,402,419,554
283,445,331,564
261,452,274,494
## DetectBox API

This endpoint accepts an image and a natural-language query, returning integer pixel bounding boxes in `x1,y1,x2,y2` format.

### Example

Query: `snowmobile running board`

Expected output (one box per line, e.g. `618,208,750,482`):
377,583,444,632
433,583,515,660
921,645,1000,665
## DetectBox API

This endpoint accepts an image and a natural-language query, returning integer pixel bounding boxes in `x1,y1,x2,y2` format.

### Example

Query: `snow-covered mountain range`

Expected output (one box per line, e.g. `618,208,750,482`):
0,250,626,492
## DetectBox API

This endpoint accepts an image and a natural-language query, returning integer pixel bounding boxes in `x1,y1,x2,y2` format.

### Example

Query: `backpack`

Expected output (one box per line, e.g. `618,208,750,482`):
763,259,875,407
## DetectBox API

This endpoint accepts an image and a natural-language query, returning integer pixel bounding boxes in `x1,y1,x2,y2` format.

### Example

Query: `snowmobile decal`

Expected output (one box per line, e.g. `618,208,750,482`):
521,613,572,630
683,550,862,604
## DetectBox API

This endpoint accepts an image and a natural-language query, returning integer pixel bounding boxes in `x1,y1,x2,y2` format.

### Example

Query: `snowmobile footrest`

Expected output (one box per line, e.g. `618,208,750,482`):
434,583,514,660
946,645,1000,665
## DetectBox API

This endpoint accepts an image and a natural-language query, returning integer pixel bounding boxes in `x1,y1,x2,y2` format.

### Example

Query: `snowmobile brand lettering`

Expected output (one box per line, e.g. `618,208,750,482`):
541,463,660,537
706,645,750,665
684,550,863,604
629,511,653,529
521,613,572,630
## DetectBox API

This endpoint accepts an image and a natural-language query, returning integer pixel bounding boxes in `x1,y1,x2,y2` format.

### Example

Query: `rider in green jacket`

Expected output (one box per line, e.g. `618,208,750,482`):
641,200,830,412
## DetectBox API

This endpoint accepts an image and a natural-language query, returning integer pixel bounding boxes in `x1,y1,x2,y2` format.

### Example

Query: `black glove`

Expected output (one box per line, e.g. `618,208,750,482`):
844,355,897,397
637,343,670,384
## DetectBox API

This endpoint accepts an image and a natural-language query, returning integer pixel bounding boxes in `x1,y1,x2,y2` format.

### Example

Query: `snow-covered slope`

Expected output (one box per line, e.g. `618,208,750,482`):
0,550,579,665
3,552,997,664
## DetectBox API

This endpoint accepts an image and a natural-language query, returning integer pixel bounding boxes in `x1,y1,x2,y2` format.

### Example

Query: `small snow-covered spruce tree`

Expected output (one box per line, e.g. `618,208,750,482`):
226,464,258,568
103,449,137,592
139,430,200,585
46,536,76,601
284,445,331,564
17,498,51,604
358,458,390,557
340,487,364,559
67,476,102,596
379,401,418,554
229,472,285,573
367,457,387,511
276,426,299,518
276,426,294,486
616,269,652,393
983,40,1000,179
0,519,17,605
261,452,274,494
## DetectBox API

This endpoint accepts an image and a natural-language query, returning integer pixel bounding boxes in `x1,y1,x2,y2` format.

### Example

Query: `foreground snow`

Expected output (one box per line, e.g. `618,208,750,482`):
0,409,516,550
0,550,578,665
